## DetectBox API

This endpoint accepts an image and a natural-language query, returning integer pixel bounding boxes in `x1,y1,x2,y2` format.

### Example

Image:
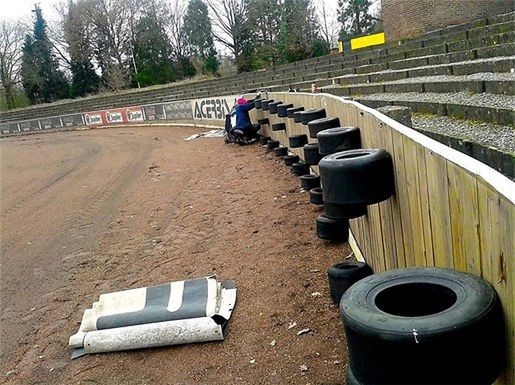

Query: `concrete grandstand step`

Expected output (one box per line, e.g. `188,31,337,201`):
348,91,515,126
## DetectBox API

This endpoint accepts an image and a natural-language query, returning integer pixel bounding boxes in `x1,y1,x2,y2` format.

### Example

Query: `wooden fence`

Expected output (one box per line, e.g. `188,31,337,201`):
250,92,514,385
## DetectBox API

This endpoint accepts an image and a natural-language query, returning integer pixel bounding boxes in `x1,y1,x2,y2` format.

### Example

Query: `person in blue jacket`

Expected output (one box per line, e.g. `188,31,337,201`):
234,97,259,135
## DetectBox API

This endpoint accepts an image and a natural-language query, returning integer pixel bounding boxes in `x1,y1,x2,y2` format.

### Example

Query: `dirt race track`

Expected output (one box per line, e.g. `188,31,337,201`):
0,126,350,384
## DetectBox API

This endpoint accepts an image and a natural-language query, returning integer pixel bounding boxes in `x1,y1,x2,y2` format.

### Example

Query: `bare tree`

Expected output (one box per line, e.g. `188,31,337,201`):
0,19,26,108
164,0,188,60
317,0,338,48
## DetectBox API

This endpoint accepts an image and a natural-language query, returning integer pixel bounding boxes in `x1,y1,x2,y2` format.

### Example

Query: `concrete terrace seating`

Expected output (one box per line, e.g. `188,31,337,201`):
1,11,513,128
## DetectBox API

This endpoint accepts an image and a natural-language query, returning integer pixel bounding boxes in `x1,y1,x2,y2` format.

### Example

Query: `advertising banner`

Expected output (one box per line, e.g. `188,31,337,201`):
142,104,166,121
84,111,105,126
126,106,144,122
105,109,125,124
192,96,236,120
164,101,193,120
19,120,41,132
40,117,63,130
61,114,85,127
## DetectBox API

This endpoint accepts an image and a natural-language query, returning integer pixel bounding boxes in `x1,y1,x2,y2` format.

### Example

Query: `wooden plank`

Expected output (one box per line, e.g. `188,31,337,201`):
416,145,435,266
425,150,454,269
446,162,482,275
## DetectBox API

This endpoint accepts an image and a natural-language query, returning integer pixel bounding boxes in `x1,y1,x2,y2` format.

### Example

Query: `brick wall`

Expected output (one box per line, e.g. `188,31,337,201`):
382,0,514,41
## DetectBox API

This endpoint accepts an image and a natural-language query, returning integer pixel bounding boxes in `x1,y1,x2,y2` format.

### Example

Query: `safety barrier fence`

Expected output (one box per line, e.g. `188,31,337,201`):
1,91,513,384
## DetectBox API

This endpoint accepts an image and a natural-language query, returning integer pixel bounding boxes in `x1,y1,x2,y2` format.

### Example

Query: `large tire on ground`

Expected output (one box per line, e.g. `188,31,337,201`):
274,147,288,157
259,136,271,145
291,162,310,176
257,118,270,126
284,155,300,166
317,127,361,156
316,215,349,242
309,187,324,205
340,267,504,385
303,143,323,166
261,99,274,111
289,134,308,148
287,107,304,119
277,103,294,117
300,174,320,189
319,149,394,219
272,123,286,132
327,261,373,304
268,101,283,114
300,108,326,125
308,117,340,138
267,140,280,150
254,99,263,109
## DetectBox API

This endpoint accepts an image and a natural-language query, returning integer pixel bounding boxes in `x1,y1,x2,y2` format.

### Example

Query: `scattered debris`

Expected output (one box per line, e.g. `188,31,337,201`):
185,129,225,141
311,292,322,297
270,339,277,347
287,322,297,330
249,358,256,364
297,328,311,336
300,364,308,372
309,269,320,273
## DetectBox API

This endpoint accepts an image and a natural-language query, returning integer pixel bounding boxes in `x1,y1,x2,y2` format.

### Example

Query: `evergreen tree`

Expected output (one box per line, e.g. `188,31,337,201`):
133,14,178,86
337,0,375,40
183,0,219,74
21,5,69,103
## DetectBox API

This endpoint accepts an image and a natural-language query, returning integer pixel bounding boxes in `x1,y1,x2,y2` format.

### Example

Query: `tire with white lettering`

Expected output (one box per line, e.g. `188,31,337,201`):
340,268,504,385
284,155,300,166
327,261,373,304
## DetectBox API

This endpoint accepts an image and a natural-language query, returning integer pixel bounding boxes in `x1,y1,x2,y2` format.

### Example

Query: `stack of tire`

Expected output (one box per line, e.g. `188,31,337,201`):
341,267,505,385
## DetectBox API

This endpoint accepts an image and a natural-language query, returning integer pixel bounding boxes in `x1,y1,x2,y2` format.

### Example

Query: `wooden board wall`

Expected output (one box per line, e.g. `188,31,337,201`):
249,92,514,385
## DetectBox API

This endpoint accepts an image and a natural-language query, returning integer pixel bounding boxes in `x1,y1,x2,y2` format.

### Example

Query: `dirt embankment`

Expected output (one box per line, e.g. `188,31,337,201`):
0,127,350,384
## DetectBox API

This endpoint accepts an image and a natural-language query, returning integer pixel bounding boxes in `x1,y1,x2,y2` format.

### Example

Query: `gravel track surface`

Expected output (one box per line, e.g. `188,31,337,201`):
0,126,349,384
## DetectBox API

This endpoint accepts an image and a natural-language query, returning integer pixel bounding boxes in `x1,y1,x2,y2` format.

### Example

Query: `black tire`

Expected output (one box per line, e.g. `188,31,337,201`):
293,111,304,123
341,268,504,385
274,147,288,157
317,127,361,156
254,99,263,109
346,367,361,385
268,101,283,114
300,108,326,125
272,123,286,132
308,117,340,138
277,103,294,117
327,261,373,304
309,187,324,205
261,99,274,110
300,174,320,189
303,143,323,166
267,140,280,150
291,162,310,176
316,215,349,242
287,107,304,119
257,118,269,126
259,136,271,145
284,155,300,166
319,149,394,206
289,134,308,148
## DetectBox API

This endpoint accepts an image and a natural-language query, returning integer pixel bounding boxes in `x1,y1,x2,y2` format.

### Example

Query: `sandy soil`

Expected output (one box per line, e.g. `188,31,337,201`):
0,126,351,384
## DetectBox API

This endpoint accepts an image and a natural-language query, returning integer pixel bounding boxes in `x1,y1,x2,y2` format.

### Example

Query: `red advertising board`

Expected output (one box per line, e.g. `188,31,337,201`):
126,106,144,122
84,111,106,126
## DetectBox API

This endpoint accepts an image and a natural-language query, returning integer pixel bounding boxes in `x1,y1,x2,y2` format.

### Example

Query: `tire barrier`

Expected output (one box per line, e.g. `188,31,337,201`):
291,162,311,176
261,99,274,111
300,108,326,125
69,277,237,358
316,215,349,243
309,187,324,205
254,99,263,109
317,127,362,156
341,268,504,385
300,174,320,189
268,101,283,114
277,103,294,117
259,136,271,145
272,123,286,132
303,143,324,166
319,149,394,219
293,110,304,123
284,154,300,166
274,147,288,157
267,140,280,150
287,106,304,118
308,117,340,138
257,118,270,126
289,134,308,148
327,261,373,304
